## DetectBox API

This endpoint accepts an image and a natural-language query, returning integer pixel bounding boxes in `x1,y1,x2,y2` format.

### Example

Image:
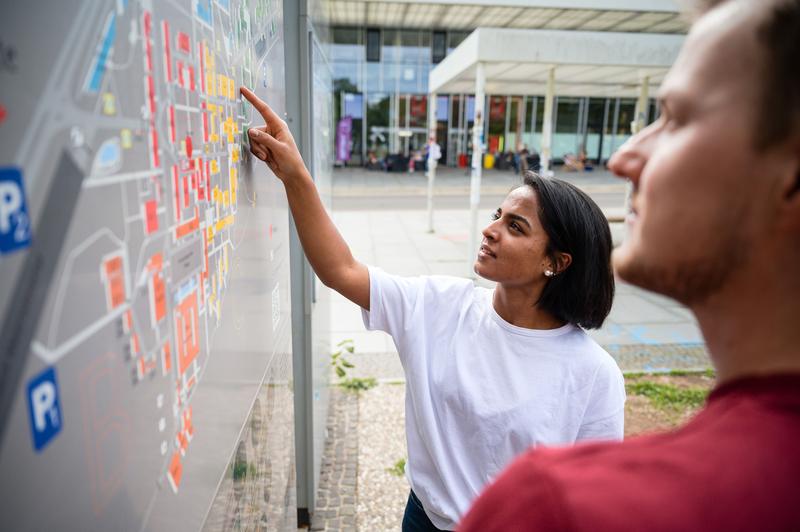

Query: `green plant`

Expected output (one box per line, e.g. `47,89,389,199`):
331,339,355,379
341,377,377,392
626,381,709,411
668,368,716,378
387,457,406,477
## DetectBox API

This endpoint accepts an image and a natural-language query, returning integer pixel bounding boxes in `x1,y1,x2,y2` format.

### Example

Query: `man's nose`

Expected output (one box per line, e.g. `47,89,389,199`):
608,141,646,182
608,125,655,183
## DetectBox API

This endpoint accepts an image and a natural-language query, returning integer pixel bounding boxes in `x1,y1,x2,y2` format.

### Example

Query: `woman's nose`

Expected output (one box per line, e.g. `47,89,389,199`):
482,220,499,240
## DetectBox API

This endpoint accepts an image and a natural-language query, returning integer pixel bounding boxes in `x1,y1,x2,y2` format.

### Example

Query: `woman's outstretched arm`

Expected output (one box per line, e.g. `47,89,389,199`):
240,86,369,310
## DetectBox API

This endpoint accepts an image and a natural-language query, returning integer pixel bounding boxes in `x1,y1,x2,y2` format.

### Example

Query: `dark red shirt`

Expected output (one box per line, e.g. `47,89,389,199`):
459,374,800,532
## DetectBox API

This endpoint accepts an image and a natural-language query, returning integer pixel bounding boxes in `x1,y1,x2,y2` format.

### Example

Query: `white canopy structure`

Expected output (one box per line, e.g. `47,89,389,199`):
425,27,684,271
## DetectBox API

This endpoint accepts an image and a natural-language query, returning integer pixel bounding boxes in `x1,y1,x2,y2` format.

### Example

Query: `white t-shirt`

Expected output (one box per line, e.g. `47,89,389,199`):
361,267,625,530
427,142,441,161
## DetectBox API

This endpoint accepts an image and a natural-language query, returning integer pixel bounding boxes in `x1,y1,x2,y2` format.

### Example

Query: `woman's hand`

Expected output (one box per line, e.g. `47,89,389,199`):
240,86,308,182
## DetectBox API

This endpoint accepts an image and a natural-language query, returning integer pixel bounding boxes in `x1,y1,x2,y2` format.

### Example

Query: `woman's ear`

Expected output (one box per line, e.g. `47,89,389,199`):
553,252,572,274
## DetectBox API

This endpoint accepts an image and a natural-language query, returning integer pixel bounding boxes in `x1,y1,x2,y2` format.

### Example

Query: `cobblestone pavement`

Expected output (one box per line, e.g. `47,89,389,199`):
356,384,407,531
310,388,359,531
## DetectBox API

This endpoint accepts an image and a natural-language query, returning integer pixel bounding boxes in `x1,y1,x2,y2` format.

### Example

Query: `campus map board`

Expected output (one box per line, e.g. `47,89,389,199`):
0,1,296,529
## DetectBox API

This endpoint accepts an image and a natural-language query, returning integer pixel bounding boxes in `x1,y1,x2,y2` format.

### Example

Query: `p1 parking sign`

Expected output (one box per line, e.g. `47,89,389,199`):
0,166,32,255
27,367,63,452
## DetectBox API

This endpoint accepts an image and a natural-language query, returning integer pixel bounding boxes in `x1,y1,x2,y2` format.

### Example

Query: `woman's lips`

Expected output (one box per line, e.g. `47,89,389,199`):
478,244,496,258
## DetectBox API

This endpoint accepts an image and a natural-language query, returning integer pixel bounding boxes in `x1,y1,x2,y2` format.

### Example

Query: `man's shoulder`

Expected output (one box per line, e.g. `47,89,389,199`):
461,398,800,532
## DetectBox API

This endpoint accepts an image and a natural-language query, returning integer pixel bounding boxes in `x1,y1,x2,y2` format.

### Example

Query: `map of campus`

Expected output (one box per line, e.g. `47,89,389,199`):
0,0,291,529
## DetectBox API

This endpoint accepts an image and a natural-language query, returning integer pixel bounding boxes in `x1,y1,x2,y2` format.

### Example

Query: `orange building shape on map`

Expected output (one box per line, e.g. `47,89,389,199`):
174,290,200,376
101,254,126,310
147,254,166,325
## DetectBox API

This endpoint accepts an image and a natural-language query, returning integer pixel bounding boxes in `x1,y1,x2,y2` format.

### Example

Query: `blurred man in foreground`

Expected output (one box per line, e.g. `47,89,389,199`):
459,0,800,530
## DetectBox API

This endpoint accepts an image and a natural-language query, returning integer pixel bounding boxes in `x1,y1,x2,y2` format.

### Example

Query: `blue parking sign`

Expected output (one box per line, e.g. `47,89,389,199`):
0,166,32,255
27,367,63,452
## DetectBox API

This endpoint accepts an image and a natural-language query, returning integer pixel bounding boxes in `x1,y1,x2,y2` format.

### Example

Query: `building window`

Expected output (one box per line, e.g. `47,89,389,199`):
366,28,381,62
432,31,446,63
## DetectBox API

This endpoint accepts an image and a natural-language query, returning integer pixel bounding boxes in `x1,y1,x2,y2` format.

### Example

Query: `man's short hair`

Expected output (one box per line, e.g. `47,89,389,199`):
692,0,800,149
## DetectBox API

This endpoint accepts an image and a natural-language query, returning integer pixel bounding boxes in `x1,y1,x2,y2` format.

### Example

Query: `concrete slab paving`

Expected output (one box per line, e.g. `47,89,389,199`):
327,166,711,376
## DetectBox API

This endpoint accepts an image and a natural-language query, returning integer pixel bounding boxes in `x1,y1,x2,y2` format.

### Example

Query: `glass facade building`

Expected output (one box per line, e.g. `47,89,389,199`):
331,27,659,167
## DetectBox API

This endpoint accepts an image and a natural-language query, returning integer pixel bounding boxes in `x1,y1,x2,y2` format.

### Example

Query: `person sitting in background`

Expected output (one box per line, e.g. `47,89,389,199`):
563,145,587,172
365,150,381,171
459,0,800,529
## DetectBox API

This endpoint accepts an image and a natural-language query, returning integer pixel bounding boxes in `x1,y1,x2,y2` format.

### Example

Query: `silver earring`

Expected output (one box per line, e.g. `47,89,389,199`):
545,270,554,277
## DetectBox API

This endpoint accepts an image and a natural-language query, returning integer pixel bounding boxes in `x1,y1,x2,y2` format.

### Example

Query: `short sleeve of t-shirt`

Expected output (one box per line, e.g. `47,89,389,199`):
578,356,626,440
361,266,474,358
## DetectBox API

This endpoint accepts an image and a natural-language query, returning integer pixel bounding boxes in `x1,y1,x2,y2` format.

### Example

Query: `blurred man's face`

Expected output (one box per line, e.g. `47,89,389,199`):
609,2,780,305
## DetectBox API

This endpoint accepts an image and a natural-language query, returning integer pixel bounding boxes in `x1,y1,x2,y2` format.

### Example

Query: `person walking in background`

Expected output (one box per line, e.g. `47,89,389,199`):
426,135,441,177
240,86,624,531
459,0,800,529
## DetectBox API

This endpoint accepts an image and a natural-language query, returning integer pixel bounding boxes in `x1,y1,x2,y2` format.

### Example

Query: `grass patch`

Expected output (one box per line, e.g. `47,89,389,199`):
340,377,378,392
387,457,406,477
667,368,715,378
626,381,709,411
624,369,715,379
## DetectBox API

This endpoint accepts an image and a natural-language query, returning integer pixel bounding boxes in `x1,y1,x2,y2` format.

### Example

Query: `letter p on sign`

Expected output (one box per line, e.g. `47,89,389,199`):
27,367,63,452
0,166,32,254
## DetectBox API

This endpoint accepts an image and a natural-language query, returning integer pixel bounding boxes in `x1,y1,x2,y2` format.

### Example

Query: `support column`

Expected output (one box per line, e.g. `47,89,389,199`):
426,92,437,232
468,62,486,278
633,75,650,134
540,67,556,177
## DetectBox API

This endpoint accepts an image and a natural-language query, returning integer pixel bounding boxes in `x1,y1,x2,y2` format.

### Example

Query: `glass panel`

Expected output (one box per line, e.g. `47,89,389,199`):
436,95,448,122
524,97,534,133
343,92,363,119
382,29,401,62
366,93,391,158
553,97,581,158
365,62,381,92
584,98,607,162
447,30,470,53
409,95,427,128
366,28,381,62
534,97,544,132
332,62,360,93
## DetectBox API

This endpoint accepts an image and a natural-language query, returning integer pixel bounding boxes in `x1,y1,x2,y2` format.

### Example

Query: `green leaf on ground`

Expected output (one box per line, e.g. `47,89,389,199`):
340,377,377,392
387,457,406,477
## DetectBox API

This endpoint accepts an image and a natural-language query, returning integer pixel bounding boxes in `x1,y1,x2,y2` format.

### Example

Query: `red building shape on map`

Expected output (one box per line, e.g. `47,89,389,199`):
174,289,200,376
101,254,126,310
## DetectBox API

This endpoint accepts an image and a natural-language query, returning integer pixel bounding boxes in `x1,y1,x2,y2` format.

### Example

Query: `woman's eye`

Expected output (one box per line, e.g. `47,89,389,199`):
490,212,500,220
510,222,521,232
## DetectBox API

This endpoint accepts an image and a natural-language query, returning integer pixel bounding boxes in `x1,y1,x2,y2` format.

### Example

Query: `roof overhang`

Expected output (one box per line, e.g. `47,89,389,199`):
429,27,685,97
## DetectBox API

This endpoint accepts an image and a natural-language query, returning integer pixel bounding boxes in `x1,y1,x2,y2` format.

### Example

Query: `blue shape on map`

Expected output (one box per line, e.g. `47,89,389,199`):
98,140,120,166
197,0,213,25
0,166,32,255
27,366,63,452
87,13,116,93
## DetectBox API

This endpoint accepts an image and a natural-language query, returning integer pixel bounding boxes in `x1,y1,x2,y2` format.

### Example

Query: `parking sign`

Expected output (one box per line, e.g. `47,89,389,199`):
0,166,32,255
26,367,63,452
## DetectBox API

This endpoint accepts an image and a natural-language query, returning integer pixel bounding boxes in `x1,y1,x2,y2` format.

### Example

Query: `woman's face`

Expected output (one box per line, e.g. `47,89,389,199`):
474,186,553,288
